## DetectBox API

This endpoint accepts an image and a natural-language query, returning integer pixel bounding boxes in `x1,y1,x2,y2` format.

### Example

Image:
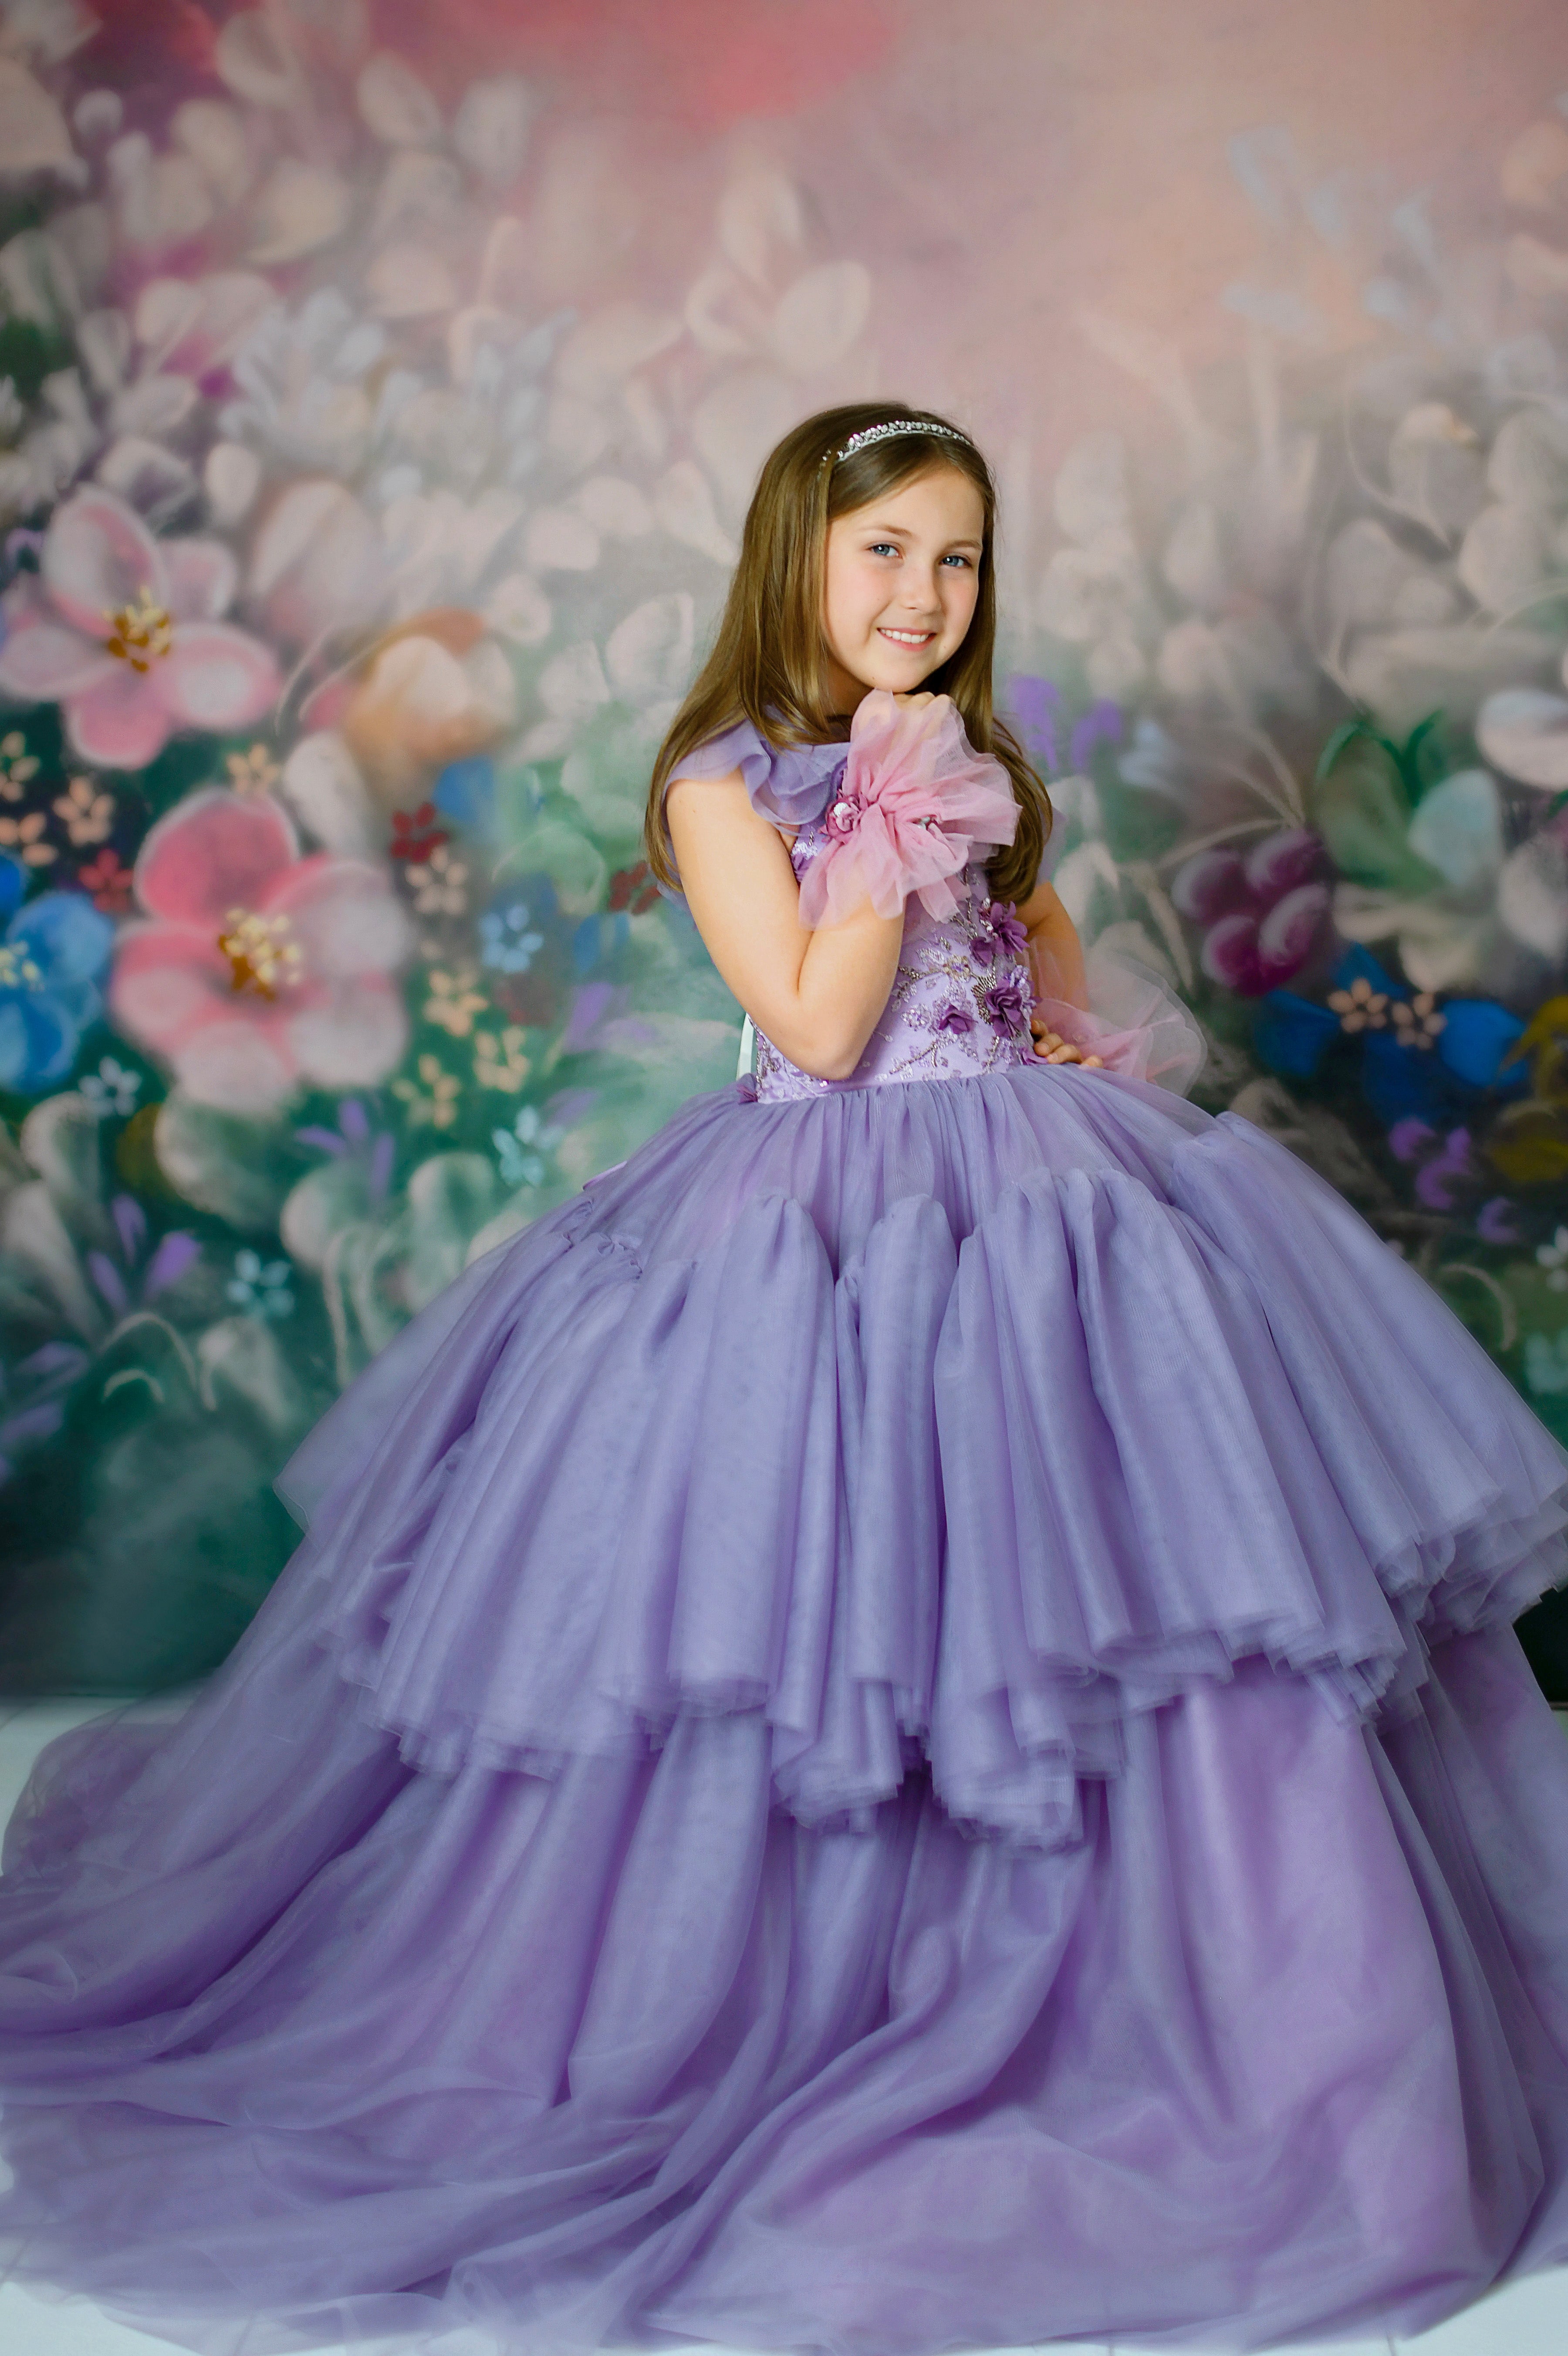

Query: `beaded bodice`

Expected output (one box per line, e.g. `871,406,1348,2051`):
751,820,1038,1103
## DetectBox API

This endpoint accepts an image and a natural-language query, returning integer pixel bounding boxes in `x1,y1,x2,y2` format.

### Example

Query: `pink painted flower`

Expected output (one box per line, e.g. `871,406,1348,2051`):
1171,827,1329,998
110,789,412,1113
0,487,280,770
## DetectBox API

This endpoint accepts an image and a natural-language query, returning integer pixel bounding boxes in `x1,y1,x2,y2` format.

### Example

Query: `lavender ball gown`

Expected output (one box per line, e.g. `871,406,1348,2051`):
5,718,1568,2356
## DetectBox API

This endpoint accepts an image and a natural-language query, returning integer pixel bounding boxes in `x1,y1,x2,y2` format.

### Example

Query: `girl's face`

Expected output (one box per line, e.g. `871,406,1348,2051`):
821,465,985,712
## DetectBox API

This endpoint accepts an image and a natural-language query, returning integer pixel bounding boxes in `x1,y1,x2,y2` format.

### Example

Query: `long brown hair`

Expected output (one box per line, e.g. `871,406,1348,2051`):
643,401,1052,907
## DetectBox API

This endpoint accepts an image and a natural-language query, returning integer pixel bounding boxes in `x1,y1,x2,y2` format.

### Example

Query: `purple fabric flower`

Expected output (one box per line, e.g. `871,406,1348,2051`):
983,900,1029,956
981,977,1031,1037
934,1001,975,1036
970,899,1029,970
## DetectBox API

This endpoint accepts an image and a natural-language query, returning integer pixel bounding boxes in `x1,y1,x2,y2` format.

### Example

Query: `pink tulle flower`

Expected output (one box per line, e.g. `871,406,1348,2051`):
796,691,1019,929
110,789,412,1114
0,487,280,770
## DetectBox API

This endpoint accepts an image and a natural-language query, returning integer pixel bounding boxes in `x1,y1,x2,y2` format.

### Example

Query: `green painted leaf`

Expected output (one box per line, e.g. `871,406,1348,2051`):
1311,736,1444,894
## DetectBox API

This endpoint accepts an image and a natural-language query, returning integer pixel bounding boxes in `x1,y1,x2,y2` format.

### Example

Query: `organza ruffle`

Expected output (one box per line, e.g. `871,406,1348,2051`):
794,690,1019,928
1033,936,1210,1093
6,1628,1568,2355
274,1063,1568,1851
656,714,845,904
8,1060,1568,2354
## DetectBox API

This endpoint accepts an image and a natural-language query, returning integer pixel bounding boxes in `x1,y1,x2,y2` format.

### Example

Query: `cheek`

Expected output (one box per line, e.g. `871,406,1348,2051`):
825,563,881,640
943,573,980,628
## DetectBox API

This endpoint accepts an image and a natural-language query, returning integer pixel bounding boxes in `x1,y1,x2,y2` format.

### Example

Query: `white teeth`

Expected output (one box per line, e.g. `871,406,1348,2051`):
880,628,933,644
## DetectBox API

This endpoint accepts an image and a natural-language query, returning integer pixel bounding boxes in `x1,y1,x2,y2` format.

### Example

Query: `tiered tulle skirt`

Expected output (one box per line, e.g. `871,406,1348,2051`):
4,1060,1568,2354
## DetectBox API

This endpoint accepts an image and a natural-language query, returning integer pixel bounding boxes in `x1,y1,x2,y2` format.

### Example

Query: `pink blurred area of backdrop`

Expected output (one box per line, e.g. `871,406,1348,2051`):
332,0,1568,456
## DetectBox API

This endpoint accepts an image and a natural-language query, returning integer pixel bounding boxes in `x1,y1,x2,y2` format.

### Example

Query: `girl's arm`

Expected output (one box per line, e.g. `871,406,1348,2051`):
666,771,906,1080
1014,874,1089,1012
1013,874,1104,1067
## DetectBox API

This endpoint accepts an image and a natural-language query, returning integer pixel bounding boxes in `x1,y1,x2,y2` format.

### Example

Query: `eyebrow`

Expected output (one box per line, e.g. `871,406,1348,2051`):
859,520,984,550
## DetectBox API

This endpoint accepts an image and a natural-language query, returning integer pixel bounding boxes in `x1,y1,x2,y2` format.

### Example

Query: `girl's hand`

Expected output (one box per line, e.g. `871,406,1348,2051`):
1030,1013,1103,1068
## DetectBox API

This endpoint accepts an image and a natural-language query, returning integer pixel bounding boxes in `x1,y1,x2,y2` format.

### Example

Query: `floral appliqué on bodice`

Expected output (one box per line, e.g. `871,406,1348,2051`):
751,817,1038,1103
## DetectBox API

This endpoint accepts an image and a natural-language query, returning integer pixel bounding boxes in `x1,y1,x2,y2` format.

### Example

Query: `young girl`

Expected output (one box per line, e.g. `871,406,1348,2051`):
3,401,1568,2356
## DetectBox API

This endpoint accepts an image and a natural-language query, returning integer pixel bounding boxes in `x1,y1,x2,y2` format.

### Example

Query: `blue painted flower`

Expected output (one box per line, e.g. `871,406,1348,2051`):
1256,946,1401,1080
1433,999,1529,1095
227,1249,294,1320
0,856,115,1093
79,1055,142,1119
492,1104,560,1190
571,910,632,980
480,901,546,975
1360,1028,1454,1126
1325,951,1470,1125
1255,951,1532,1117
1253,989,1341,1079
433,755,497,840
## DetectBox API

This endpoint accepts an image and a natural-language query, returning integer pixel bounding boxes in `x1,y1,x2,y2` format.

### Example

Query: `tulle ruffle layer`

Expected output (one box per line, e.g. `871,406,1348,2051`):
6,1631,1568,2355
277,1064,1568,1851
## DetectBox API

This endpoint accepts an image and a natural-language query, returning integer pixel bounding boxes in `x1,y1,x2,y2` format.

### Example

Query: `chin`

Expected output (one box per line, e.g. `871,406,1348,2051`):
863,654,945,693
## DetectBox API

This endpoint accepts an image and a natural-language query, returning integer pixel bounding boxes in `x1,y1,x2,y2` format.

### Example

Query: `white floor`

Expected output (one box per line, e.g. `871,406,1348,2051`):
2,1702,1568,2356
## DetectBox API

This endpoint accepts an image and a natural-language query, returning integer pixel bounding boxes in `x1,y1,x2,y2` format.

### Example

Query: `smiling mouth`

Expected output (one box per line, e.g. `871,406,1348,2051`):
879,627,937,646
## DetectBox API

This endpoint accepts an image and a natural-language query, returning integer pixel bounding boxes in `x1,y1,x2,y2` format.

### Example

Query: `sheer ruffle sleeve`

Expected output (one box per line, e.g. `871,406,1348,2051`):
659,719,851,900
1032,935,1210,1097
666,718,849,830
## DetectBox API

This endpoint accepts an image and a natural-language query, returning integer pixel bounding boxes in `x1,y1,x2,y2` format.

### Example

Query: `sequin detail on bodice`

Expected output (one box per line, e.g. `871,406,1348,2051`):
752,820,1038,1102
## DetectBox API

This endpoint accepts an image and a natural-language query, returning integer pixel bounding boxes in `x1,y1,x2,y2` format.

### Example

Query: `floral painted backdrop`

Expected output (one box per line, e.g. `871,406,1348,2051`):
2,0,1568,1693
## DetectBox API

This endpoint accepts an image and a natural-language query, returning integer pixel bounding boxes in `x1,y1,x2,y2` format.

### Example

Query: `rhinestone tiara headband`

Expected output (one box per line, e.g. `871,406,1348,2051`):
822,420,974,467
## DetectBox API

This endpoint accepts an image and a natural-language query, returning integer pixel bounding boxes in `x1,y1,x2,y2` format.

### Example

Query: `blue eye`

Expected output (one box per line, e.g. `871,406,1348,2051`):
868,542,899,556
941,553,972,569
